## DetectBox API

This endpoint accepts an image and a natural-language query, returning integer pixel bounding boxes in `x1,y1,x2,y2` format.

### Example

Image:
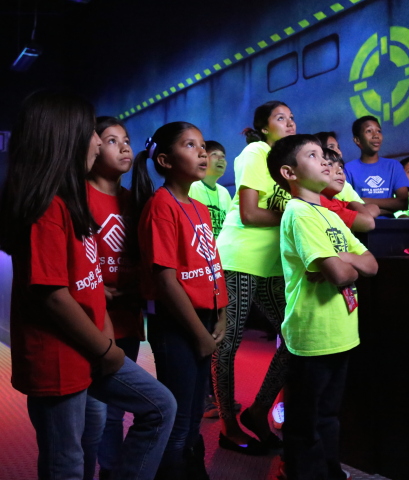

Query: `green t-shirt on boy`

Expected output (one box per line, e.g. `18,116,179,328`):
280,199,367,356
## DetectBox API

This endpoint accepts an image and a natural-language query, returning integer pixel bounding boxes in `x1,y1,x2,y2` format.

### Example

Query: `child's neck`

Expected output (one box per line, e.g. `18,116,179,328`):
164,179,191,204
291,184,322,205
360,151,379,164
202,175,219,189
88,176,121,196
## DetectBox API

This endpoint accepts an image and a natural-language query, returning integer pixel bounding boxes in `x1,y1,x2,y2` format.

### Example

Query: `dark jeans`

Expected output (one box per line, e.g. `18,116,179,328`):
148,302,214,471
283,351,350,480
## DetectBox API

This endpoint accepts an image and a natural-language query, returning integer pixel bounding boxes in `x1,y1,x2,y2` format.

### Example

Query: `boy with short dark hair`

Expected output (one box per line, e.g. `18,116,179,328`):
189,140,231,239
267,134,378,480
320,148,379,232
345,115,409,216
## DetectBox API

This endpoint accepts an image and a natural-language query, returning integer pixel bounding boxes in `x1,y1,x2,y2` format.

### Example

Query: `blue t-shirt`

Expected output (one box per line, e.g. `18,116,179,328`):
344,157,409,198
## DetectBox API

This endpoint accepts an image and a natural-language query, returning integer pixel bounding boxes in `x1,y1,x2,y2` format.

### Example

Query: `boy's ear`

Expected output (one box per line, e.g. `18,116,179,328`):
280,165,297,182
156,153,172,170
353,136,361,149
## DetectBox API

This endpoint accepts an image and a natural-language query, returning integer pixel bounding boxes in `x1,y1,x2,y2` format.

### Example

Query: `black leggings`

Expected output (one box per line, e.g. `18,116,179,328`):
212,270,290,419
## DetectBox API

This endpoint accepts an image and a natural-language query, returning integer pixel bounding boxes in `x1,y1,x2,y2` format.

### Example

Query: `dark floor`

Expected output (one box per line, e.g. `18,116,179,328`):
0,331,391,480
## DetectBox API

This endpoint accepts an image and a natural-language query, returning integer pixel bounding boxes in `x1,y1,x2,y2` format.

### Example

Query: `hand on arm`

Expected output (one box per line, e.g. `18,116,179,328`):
212,307,226,345
362,187,408,214
337,250,378,277
153,265,217,358
37,286,125,376
239,188,282,227
314,256,359,286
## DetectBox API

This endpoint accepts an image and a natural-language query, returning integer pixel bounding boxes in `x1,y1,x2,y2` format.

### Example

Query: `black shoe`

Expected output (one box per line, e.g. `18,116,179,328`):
99,469,113,480
184,434,210,480
218,431,269,456
240,408,283,449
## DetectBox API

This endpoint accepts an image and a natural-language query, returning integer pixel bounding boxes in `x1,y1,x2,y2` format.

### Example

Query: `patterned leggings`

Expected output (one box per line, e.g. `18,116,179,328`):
212,270,290,419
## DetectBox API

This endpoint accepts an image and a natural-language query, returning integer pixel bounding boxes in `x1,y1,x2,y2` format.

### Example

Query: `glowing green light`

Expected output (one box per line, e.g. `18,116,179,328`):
393,96,409,125
406,67,409,76
137,105,141,110
204,69,212,75
177,83,185,89
362,89,381,111
349,0,362,4
350,95,376,118
390,45,409,67
390,26,409,50
392,79,409,107
257,41,267,48
383,102,391,122
149,98,154,104
362,51,380,79
246,47,256,54
284,27,295,35
194,74,202,80
349,33,378,81
130,108,135,114
213,64,221,71
234,53,243,60
125,111,130,116
331,3,344,12
170,87,177,93
119,114,124,119
186,78,193,85
224,59,232,65
299,19,310,28
142,101,148,107
380,36,388,55
270,34,281,42
163,91,169,97
314,12,327,20
354,81,367,91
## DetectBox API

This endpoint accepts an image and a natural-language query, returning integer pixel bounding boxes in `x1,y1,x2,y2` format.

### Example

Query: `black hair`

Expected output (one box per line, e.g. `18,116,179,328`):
0,90,98,255
401,156,409,168
352,115,380,138
267,134,321,193
205,140,225,155
314,131,337,148
243,100,289,144
131,121,199,230
322,147,344,167
96,116,130,139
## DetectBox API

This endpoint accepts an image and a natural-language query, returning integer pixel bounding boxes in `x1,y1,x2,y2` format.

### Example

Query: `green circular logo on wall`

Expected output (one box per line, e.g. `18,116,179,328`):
349,26,409,126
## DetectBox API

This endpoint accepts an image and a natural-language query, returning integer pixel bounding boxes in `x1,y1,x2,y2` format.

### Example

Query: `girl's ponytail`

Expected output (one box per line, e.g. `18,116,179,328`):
131,147,155,227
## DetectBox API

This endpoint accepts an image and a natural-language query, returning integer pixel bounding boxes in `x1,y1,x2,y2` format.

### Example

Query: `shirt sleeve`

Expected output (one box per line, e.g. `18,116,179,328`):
290,212,339,272
30,200,69,287
392,162,409,191
235,143,271,195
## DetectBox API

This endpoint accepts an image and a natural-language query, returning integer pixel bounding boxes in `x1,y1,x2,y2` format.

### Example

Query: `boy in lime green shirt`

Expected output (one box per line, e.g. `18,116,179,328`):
267,134,378,480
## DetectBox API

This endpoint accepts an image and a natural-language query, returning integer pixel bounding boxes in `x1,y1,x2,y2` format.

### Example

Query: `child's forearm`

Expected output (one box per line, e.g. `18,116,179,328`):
239,188,282,226
39,286,125,375
315,256,359,286
337,251,378,277
153,266,217,357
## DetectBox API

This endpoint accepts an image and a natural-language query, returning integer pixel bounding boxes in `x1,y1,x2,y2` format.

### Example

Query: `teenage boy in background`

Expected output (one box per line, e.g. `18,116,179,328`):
344,116,409,216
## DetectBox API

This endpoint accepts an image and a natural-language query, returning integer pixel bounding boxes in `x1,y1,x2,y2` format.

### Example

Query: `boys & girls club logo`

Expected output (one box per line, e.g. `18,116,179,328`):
349,26,409,126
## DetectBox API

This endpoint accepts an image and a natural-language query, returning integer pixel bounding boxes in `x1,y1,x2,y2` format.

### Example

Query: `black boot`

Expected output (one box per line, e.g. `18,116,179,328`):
184,435,210,480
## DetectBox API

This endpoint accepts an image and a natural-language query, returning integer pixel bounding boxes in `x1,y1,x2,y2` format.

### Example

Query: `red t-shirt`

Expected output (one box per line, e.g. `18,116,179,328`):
320,196,358,229
138,187,228,310
87,183,144,340
10,196,106,396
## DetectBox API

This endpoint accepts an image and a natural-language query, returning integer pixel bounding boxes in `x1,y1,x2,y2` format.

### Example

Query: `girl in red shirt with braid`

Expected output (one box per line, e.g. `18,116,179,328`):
132,122,228,480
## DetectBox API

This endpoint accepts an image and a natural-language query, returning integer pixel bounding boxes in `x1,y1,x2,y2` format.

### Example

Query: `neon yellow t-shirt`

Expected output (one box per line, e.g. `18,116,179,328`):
217,141,291,277
334,181,364,203
280,199,367,356
188,181,232,238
